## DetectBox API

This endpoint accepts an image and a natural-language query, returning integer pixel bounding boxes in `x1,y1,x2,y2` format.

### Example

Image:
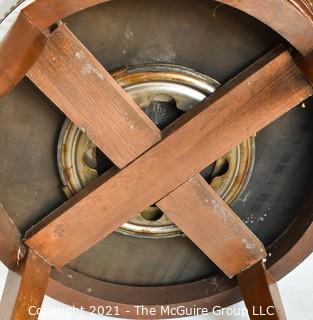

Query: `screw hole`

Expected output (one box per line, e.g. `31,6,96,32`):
141,206,164,221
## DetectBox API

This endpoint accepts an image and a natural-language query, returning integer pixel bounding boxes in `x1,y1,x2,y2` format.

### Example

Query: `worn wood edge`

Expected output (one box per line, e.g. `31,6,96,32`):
157,174,266,278
0,204,26,269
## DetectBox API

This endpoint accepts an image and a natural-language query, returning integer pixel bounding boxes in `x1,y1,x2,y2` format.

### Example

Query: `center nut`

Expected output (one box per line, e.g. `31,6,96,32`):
57,64,255,238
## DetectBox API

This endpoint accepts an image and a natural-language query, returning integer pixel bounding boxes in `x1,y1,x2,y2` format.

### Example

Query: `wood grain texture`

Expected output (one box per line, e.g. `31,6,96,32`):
0,0,110,97
218,0,313,55
25,49,313,269
0,205,26,269
238,261,287,319
0,12,46,97
23,0,111,29
157,174,266,278
0,250,51,320
27,23,160,168
287,0,313,21
295,50,313,85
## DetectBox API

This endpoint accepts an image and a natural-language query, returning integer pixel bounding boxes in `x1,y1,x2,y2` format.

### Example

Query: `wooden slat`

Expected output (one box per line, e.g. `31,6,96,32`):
27,23,161,168
0,12,46,97
0,1,111,98
0,205,26,269
0,250,51,320
238,261,287,319
295,50,313,85
219,0,313,55
25,49,313,269
157,174,266,278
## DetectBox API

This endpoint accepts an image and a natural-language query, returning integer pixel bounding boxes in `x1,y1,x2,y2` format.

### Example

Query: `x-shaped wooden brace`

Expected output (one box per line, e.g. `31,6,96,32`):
22,23,312,275
0,1,313,318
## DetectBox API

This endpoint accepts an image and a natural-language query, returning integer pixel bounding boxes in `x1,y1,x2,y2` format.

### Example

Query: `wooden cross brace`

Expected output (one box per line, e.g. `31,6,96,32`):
0,0,312,319
23,24,312,275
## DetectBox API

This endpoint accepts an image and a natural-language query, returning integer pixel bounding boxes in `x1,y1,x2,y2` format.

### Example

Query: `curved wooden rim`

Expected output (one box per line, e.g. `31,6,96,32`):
0,0,313,98
21,0,313,54
46,192,312,316
47,277,241,319
218,0,313,55
0,0,312,317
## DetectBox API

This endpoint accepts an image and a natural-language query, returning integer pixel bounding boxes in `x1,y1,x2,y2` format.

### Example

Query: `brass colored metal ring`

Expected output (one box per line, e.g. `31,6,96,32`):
57,64,255,238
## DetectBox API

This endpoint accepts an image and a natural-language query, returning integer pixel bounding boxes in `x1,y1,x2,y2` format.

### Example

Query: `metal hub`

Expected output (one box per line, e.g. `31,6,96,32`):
57,64,255,238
